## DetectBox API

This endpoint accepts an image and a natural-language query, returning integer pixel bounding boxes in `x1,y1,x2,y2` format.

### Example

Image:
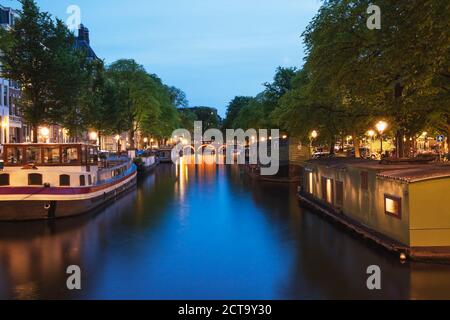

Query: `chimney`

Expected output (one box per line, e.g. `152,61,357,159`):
78,24,90,44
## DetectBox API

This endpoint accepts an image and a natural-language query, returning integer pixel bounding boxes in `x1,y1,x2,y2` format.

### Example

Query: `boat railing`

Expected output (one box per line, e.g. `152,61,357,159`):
98,158,134,183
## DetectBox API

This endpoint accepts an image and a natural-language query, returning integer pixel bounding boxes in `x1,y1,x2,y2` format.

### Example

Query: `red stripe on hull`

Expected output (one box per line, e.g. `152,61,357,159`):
0,171,136,196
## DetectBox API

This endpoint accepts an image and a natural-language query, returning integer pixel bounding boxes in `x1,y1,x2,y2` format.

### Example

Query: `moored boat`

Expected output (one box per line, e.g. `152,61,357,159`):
0,143,137,221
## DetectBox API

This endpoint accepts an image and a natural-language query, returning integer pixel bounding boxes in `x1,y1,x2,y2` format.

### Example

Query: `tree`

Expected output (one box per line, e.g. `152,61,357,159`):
0,0,89,142
167,86,189,108
83,61,121,148
222,96,254,130
107,59,161,149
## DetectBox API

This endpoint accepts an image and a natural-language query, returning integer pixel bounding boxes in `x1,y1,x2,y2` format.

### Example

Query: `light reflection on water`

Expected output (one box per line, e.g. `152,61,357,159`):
0,159,450,300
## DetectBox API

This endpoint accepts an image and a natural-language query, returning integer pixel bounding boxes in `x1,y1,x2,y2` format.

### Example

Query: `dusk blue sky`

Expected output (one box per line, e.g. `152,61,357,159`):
6,0,321,117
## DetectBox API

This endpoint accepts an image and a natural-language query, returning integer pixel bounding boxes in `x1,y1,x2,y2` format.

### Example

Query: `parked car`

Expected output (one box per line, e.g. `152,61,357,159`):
312,151,331,159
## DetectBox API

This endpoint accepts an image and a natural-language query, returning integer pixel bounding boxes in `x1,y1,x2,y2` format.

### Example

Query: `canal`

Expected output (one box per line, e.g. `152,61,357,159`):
1,162,450,300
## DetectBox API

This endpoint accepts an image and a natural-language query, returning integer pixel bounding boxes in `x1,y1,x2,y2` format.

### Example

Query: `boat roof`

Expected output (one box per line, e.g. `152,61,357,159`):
306,158,450,183
3,143,98,147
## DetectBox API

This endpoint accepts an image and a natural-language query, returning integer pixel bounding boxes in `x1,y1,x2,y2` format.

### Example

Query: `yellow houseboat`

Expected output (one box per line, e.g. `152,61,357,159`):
299,158,450,261
0,143,137,221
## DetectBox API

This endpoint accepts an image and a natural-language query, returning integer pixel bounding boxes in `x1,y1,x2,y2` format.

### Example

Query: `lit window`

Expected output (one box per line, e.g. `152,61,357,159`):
321,177,334,205
385,195,402,218
308,172,313,193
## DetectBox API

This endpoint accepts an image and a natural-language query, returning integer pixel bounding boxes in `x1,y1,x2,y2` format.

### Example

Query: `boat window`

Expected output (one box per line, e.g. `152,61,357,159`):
43,147,60,164
60,174,70,187
321,177,334,205
385,195,402,219
308,172,313,194
88,175,92,185
80,175,86,186
81,145,87,165
25,147,42,164
89,147,98,164
361,171,369,190
335,181,344,206
0,174,9,186
62,147,79,164
6,147,23,164
28,173,43,186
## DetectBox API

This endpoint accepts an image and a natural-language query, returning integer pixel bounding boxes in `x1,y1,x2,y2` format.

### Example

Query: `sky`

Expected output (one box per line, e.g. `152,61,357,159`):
5,0,322,117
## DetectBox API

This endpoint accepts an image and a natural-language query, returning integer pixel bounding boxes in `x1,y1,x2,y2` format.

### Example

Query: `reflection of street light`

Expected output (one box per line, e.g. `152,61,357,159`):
376,121,388,155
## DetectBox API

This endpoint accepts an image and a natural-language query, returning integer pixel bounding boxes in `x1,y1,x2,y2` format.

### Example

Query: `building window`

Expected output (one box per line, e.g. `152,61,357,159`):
385,195,402,219
361,171,369,190
0,174,10,186
335,181,344,206
321,177,334,205
3,86,7,106
28,173,43,186
79,175,86,186
60,175,70,187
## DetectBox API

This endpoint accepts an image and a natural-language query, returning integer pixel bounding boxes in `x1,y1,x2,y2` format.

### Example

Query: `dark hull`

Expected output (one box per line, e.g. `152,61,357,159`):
0,176,137,221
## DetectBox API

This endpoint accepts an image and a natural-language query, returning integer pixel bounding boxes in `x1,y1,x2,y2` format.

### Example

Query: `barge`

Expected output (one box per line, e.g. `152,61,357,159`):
299,158,450,262
0,143,137,221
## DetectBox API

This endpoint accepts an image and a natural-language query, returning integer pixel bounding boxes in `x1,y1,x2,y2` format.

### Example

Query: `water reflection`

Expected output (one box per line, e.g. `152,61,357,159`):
0,160,450,299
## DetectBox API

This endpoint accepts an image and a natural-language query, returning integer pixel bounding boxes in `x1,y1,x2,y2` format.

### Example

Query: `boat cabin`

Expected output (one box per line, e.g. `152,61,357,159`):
0,144,99,188
1,143,98,167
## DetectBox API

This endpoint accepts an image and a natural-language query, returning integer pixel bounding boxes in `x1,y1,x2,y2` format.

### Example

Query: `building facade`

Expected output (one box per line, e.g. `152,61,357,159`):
0,5,28,146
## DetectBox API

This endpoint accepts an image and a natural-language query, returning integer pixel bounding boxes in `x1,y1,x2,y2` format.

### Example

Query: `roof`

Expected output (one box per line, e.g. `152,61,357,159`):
306,157,450,183
74,39,99,61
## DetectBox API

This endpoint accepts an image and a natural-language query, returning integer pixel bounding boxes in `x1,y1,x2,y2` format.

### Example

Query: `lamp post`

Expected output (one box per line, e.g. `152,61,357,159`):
376,121,388,156
310,130,318,155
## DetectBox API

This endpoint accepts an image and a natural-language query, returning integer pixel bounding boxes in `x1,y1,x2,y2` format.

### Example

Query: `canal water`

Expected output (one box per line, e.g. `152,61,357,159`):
1,161,450,300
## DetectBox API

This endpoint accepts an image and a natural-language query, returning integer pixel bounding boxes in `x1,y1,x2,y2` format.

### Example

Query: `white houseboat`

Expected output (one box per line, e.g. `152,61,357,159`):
0,143,137,221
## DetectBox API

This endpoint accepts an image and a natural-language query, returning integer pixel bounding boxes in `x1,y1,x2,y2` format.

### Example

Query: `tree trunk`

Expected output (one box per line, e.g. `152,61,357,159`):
98,132,102,150
329,137,336,155
128,130,135,150
353,132,361,158
396,129,405,158
32,126,38,143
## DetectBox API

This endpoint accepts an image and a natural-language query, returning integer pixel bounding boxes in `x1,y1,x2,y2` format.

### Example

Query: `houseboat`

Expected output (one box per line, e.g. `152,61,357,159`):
0,143,137,221
135,150,159,176
299,158,450,261
157,146,174,163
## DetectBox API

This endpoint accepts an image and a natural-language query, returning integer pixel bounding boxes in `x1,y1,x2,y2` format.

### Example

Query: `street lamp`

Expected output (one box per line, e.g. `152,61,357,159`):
39,126,50,143
310,130,318,155
376,121,388,155
89,131,98,143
